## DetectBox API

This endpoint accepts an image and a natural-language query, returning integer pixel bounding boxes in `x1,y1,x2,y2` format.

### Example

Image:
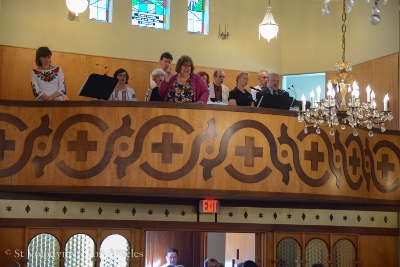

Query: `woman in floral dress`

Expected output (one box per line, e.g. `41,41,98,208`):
158,55,209,103
31,46,68,101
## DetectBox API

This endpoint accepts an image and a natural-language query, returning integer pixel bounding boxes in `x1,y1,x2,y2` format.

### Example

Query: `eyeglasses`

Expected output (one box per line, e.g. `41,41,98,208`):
217,76,225,78
117,73,127,77
182,64,191,68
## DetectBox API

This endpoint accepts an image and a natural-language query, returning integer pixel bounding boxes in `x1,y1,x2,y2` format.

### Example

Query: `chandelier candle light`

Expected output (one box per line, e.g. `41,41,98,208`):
259,0,279,42
321,0,388,25
298,0,393,137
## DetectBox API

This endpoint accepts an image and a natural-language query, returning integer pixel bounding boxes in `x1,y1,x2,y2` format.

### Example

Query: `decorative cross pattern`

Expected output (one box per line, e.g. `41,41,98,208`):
304,141,324,171
377,154,394,180
349,148,361,175
67,130,97,162
152,132,183,164
0,129,15,161
235,136,263,167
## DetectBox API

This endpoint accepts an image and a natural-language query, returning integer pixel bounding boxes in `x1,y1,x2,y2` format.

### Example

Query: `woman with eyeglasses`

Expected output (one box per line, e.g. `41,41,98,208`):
108,68,137,101
159,55,209,103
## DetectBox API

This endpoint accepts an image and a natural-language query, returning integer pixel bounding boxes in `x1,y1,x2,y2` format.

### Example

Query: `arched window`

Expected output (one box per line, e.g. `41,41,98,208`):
305,238,329,267
333,239,357,267
27,233,60,267
276,237,301,267
132,0,171,30
64,233,96,267
100,234,130,267
187,0,209,34
89,0,112,22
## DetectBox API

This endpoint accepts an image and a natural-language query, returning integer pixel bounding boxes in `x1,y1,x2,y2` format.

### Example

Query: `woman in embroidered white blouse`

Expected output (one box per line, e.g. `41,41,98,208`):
31,46,68,101
108,68,137,101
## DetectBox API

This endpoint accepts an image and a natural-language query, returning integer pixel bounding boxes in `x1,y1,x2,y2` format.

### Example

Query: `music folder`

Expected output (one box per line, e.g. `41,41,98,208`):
257,94,294,110
78,74,118,100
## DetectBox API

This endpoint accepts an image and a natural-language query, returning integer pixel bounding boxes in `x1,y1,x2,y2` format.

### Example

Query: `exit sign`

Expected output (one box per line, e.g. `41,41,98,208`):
199,199,219,214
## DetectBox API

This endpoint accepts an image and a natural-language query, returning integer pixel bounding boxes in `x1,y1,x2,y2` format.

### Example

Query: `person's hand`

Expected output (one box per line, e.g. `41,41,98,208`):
164,66,172,82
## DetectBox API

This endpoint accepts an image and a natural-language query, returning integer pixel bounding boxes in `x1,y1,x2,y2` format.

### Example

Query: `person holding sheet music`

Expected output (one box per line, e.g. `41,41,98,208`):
31,46,68,101
208,70,229,104
228,72,254,107
108,68,137,101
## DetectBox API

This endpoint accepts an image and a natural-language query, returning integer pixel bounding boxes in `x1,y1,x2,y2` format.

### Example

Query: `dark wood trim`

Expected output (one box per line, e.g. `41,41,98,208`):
2,187,400,207
0,218,397,236
0,100,296,117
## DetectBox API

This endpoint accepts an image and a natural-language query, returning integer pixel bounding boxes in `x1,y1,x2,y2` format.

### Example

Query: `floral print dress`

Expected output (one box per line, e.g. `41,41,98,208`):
31,66,67,100
167,77,194,103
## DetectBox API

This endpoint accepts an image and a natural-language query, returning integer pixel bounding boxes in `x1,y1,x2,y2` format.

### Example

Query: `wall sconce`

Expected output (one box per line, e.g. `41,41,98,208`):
218,24,230,40
66,0,88,21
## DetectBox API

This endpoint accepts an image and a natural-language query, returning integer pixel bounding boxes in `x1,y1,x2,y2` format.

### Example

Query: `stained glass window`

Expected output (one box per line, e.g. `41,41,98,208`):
89,0,112,22
187,0,209,34
132,0,170,30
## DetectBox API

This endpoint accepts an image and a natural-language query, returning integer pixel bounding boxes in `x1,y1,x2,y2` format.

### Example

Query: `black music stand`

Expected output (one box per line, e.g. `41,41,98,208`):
257,94,294,110
78,74,118,100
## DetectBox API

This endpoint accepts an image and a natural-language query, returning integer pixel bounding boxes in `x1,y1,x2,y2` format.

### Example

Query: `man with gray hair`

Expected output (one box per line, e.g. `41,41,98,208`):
266,72,284,94
250,70,269,101
208,70,229,103
255,72,289,108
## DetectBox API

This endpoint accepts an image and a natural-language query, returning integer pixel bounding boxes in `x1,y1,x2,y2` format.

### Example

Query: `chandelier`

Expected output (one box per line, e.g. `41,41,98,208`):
321,0,388,25
259,0,279,42
298,0,393,137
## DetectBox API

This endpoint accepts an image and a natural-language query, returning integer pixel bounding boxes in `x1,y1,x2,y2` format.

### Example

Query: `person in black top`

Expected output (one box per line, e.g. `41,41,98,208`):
228,72,254,106
145,68,164,102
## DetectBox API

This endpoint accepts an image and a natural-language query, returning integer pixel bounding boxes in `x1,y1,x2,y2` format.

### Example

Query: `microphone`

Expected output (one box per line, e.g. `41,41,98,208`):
250,86,261,91
285,85,297,108
96,63,109,69
285,85,297,100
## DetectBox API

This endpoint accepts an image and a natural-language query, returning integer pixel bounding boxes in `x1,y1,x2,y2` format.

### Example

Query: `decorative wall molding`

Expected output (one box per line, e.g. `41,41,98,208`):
0,199,397,230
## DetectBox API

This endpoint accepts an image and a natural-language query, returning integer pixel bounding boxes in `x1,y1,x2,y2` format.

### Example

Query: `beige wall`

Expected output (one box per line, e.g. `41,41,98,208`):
0,0,398,75
0,0,282,73
280,0,399,74
225,233,255,267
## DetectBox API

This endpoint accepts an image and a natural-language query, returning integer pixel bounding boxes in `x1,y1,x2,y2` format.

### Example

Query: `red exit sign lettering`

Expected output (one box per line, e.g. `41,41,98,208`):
199,199,219,214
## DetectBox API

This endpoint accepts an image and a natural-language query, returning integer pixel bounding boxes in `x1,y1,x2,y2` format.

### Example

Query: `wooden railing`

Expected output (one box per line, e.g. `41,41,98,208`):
0,100,399,203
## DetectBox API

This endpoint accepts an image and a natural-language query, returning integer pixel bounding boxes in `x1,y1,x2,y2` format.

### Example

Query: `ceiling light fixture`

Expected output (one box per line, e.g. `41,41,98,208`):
259,0,279,42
